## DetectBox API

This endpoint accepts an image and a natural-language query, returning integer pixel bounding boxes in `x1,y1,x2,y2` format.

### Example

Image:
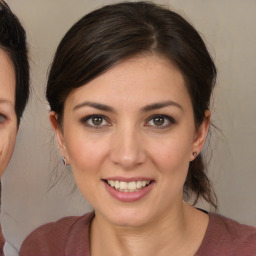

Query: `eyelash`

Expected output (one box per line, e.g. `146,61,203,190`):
80,114,176,129
146,114,176,129
80,115,110,128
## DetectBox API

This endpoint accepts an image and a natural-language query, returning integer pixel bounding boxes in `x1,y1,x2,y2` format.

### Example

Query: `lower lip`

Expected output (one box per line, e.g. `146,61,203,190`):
104,181,154,202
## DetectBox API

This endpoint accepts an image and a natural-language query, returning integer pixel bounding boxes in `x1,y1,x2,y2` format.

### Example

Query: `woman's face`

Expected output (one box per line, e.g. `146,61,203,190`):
0,49,17,177
51,55,209,227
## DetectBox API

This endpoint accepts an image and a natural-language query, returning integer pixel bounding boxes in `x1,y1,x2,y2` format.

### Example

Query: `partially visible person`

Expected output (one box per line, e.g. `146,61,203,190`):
20,1,255,256
0,1,29,255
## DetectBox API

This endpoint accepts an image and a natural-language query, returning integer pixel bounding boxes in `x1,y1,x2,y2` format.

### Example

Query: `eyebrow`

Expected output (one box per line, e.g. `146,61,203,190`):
73,101,115,112
73,100,183,113
141,100,183,112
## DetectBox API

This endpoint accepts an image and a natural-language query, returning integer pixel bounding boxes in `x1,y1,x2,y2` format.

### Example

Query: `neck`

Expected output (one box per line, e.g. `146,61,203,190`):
90,202,208,256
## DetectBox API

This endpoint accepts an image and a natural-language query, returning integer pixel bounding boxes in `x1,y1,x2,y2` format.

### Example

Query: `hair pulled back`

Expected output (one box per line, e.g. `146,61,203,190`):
46,1,217,208
0,1,30,125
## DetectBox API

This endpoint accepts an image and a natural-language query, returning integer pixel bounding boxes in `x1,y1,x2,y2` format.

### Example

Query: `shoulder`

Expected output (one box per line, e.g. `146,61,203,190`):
196,213,256,256
211,213,256,244
0,225,4,256
19,211,94,256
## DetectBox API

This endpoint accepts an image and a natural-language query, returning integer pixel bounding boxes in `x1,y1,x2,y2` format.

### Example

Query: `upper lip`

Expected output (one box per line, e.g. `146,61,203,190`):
103,176,154,182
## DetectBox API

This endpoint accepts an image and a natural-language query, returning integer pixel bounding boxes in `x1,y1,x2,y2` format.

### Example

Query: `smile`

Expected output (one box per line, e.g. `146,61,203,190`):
106,180,151,192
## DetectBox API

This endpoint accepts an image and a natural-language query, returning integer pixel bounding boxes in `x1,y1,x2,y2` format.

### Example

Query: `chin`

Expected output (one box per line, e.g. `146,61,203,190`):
98,206,155,228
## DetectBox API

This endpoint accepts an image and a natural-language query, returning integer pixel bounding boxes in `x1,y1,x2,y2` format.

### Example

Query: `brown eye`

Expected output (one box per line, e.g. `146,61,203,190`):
92,116,103,126
146,115,176,129
81,115,110,128
0,114,7,123
153,116,164,126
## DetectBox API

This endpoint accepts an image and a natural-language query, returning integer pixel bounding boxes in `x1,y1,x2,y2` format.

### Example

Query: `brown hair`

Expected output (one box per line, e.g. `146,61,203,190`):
0,0,30,209
0,0,30,125
46,1,217,208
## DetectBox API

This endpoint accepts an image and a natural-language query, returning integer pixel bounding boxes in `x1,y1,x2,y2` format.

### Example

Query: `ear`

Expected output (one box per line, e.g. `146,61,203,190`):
190,110,210,161
49,111,69,164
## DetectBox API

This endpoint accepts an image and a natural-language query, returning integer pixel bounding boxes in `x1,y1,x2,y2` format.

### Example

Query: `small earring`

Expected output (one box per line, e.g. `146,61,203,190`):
193,152,197,157
62,157,67,166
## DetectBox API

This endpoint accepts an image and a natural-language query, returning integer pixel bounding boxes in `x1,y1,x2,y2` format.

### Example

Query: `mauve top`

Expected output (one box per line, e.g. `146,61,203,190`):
0,225,4,256
19,211,256,256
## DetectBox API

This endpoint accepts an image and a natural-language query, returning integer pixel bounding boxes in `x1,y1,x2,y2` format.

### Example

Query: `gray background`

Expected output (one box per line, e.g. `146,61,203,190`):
2,0,256,251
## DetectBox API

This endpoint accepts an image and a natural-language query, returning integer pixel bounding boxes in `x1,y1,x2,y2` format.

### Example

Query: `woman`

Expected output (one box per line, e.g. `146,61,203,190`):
20,2,255,255
0,1,29,255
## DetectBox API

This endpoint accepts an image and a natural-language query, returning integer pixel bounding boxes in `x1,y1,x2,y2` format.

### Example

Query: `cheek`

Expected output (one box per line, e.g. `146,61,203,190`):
64,132,111,204
148,131,194,194
151,144,190,202
0,129,16,176
65,131,110,175
150,134,193,170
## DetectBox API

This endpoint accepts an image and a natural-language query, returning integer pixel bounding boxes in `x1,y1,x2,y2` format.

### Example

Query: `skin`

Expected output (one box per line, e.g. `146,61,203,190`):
0,49,17,178
50,55,210,256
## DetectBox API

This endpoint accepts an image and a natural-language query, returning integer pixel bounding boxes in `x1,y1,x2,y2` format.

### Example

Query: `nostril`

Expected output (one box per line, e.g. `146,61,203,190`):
109,132,147,168
110,149,147,169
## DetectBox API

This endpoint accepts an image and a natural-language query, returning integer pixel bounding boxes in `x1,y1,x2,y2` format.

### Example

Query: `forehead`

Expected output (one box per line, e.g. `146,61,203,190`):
0,48,15,105
66,55,192,110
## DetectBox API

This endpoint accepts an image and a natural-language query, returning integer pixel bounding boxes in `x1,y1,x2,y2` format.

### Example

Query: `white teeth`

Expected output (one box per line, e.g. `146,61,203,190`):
109,180,115,187
128,181,136,190
107,180,151,192
114,180,119,189
120,181,128,190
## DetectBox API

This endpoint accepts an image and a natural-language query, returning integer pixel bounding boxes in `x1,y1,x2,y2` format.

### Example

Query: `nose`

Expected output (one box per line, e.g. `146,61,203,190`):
109,127,147,169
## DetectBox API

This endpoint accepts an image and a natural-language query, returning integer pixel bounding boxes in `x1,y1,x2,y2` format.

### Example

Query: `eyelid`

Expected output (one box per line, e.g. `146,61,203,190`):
145,114,176,128
80,114,111,128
